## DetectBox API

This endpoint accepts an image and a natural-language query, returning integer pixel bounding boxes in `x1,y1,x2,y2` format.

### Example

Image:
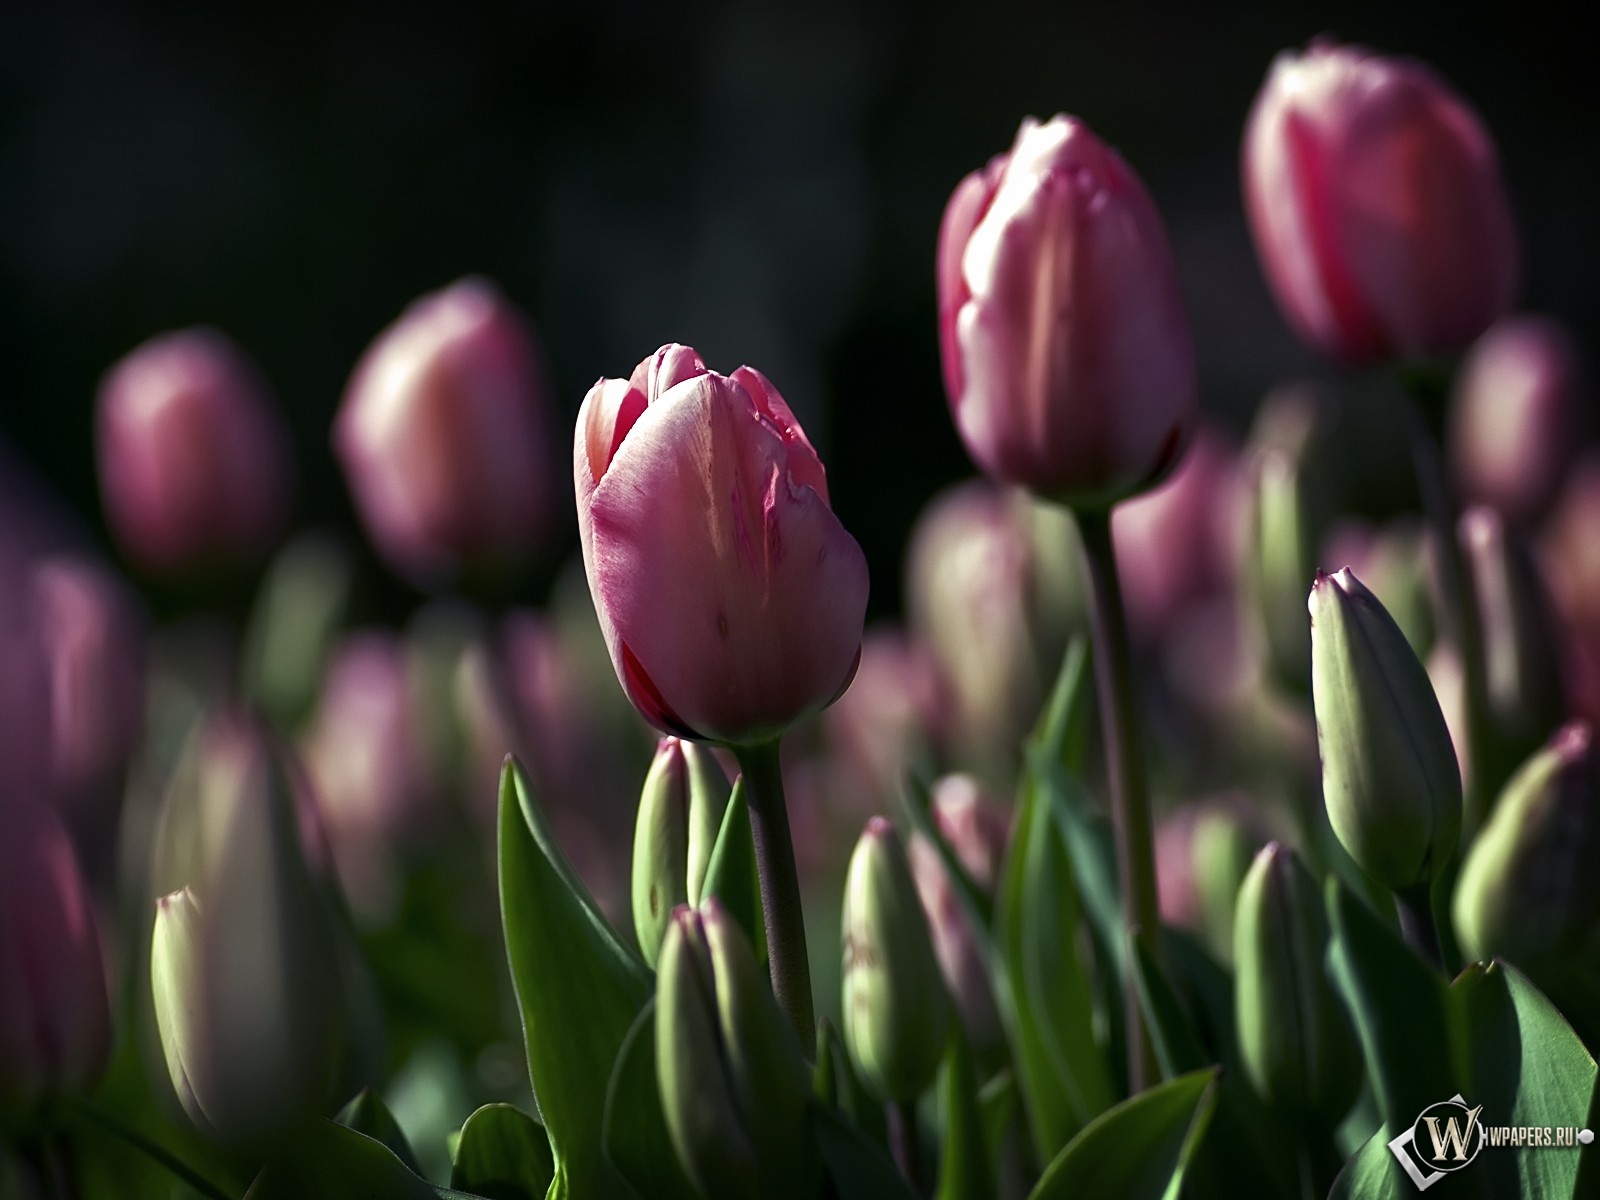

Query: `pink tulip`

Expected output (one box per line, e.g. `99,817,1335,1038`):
335,277,556,584
1243,39,1518,365
96,328,291,573
822,626,945,809
1449,315,1586,526
0,799,112,1114
575,344,869,745
938,115,1196,506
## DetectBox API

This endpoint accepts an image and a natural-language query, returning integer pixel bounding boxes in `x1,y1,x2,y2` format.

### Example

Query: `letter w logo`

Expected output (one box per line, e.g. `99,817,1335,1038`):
1422,1105,1484,1163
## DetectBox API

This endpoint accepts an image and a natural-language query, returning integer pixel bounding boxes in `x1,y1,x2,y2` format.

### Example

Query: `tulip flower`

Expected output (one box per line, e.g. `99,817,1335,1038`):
0,800,111,1118
938,115,1196,507
1449,316,1586,526
334,278,556,584
841,817,952,1102
95,327,292,573
574,343,868,747
1309,568,1461,892
1243,39,1518,365
632,738,731,966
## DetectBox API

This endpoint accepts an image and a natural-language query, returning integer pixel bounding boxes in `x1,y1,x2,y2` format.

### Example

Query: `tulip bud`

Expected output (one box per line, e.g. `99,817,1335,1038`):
1243,386,1339,690
95,328,291,573
1234,843,1361,1121
30,555,146,811
1449,316,1586,527
1243,39,1518,365
632,738,731,966
656,901,814,1199
334,278,556,585
1453,724,1600,966
841,817,952,1102
1156,798,1265,964
938,115,1196,506
575,345,868,745
1309,568,1462,890
1461,508,1566,774
149,717,344,1144
0,800,111,1119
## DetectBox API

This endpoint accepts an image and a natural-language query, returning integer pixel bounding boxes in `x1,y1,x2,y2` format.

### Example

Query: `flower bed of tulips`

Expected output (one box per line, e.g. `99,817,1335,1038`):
4,34,1599,1200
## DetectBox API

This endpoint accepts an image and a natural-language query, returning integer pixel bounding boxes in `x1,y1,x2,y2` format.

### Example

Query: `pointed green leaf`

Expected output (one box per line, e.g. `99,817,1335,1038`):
978,1071,1018,1174
497,757,651,1197
599,998,700,1200
246,1121,488,1200
450,1105,556,1200
936,1032,990,1200
695,778,766,963
336,1088,422,1177
1028,638,1092,776
1028,1069,1220,1200
1131,934,1208,1079
810,1103,919,1200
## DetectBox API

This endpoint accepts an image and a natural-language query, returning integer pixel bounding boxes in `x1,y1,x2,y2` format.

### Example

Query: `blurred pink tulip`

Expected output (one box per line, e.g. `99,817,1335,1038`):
96,328,292,573
821,626,944,809
1449,315,1586,526
1540,456,1600,729
335,278,557,584
938,115,1196,506
1243,39,1518,365
0,565,51,804
31,555,146,805
574,344,869,746
0,799,111,1116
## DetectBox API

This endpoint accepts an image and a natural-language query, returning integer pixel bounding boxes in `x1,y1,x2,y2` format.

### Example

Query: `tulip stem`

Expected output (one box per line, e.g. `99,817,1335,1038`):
733,739,816,1058
1396,885,1444,971
1075,507,1159,1092
74,1101,233,1200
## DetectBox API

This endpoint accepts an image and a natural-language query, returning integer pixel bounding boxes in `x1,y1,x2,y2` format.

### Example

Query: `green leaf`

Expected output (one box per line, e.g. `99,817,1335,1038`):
695,778,766,963
1131,934,1208,1079
497,757,651,1197
1325,877,1457,1131
1028,638,1092,776
936,1033,989,1200
810,1103,919,1200
978,1071,1018,1175
1028,1068,1220,1200
599,999,700,1200
246,1121,487,1200
336,1087,422,1177
450,1105,556,1200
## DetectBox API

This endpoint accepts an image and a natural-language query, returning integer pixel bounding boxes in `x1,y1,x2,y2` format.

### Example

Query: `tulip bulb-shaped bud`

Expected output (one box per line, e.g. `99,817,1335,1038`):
1244,386,1338,691
1234,844,1361,1122
1310,569,1462,890
1454,724,1600,967
334,278,556,585
841,817,952,1102
938,114,1196,506
656,901,814,1199
575,344,868,745
149,726,344,1144
1461,508,1566,774
1243,40,1517,365
632,738,731,966
1449,316,1587,527
0,800,111,1119
95,328,291,573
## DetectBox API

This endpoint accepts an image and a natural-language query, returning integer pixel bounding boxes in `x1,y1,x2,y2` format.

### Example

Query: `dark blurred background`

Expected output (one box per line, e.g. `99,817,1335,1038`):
2,1,1594,619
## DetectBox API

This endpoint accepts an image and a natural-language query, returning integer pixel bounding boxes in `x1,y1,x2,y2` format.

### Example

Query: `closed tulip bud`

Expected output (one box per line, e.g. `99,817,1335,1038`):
1449,316,1586,527
938,115,1196,506
632,738,731,966
1244,39,1518,366
149,735,343,1145
334,278,556,585
841,817,952,1102
575,345,868,745
31,555,146,806
656,901,814,1199
1234,843,1361,1121
0,800,111,1119
1454,724,1600,966
1310,568,1462,890
95,328,291,573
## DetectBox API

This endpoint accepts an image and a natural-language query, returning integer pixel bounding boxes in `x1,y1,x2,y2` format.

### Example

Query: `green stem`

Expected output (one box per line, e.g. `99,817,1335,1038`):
73,1102,233,1200
732,739,816,1058
1075,508,1159,1092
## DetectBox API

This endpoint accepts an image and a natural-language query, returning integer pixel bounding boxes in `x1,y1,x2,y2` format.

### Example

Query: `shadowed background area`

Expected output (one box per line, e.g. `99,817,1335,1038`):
2,1,1593,617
